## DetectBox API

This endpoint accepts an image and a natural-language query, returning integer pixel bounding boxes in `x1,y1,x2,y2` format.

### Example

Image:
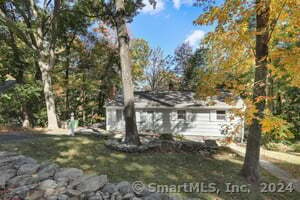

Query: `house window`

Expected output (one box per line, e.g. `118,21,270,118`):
116,110,123,121
140,112,147,122
216,110,226,120
177,110,186,120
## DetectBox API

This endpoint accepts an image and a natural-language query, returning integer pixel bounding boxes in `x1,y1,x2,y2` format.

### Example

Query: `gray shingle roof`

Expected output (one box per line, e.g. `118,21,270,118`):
106,91,244,109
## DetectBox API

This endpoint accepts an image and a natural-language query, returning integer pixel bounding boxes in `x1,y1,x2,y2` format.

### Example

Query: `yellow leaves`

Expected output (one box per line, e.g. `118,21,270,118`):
243,99,258,125
261,114,294,140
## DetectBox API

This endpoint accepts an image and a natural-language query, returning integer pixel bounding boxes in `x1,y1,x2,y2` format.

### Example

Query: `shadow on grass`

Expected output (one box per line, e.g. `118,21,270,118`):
0,134,298,200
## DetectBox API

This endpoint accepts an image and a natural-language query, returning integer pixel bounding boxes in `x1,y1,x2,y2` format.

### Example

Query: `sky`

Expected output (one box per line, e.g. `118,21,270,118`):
129,0,214,55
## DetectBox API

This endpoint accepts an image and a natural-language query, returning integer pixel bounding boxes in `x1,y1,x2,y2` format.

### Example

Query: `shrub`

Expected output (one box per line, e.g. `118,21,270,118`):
261,114,294,144
264,142,291,152
174,133,186,141
159,133,174,141
292,143,300,153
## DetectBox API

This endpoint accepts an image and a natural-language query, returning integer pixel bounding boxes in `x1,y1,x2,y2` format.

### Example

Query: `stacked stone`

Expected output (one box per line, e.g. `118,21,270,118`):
105,139,218,154
0,152,177,200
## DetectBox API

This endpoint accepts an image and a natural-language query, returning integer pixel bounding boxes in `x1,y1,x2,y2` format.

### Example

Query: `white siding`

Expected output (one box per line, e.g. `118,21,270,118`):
106,108,243,138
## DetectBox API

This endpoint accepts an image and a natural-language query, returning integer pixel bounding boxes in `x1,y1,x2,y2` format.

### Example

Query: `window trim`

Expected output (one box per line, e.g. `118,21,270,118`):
216,110,226,121
177,110,187,120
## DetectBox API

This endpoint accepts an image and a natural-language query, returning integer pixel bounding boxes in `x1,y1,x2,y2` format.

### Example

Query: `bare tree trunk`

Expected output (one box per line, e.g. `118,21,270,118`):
22,105,31,128
65,46,70,120
115,0,140,145
240,0,270,183
39,52,59,129
65,66,70,119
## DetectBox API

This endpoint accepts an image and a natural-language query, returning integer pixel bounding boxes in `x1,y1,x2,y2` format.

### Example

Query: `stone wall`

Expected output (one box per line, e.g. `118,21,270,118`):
0,152,175,200
105,139,218,154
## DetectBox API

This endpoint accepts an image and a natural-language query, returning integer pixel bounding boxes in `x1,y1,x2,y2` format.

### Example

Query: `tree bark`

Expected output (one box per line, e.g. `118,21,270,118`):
240,0,270,183
22,105,31,128
115,0,140,145
65,45,71,120
39,52,59,129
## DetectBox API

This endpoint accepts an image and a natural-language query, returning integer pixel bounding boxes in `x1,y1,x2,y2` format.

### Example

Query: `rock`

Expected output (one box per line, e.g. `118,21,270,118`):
37,163,59,181
9,184,38,199
132,198,142,200
0,169,17,188
122,193,135,200
56,177,69,187
0,162,15,171
67,189,82,196
70,197,81,200
88,196,103,200
100,191,110,200
39,179,58,190
89,122,105,129
132,197,142,200
44,188,57,197
144,193,170,200
25,189,44,200
7,175,38,187
105,140,151,153
56,186,68,194
47,195,58,200
0,155,26,167
116,181,132,195
181,141,205,152
57,194,69,200
76,175,108,193
102,183,117,194
14,157,38,169
54,168,83,181
204,140,218,149
18,163,40,175
134,187,152,197
111,191,122,200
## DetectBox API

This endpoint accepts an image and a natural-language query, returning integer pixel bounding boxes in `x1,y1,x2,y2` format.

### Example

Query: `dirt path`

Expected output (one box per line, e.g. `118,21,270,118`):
229,143,300,193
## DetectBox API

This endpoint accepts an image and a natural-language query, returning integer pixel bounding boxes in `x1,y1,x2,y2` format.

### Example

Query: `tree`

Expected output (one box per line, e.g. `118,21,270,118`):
0,0,63,129
114,0,140,144
174,43,207,90
195,0,299,183
130,38,150,84
240,0,270,182
82,0,156,145
144,47,173,91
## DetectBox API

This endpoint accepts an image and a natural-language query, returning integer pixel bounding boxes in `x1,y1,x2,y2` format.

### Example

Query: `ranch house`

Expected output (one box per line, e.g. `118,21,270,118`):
105,91,245,140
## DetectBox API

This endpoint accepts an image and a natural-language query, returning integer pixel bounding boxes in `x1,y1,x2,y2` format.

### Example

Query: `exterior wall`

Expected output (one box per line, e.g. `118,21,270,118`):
106,108,244,138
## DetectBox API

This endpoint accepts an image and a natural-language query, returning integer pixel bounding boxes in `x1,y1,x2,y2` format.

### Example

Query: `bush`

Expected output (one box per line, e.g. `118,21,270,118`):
261,114,294,144
174,133,186,141
264,142,291,152
291,143,300,153
159,133,174,141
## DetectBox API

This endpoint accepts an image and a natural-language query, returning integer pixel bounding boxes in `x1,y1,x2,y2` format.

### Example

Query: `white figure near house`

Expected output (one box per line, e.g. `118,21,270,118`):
68,112,78,136
105,91,245,141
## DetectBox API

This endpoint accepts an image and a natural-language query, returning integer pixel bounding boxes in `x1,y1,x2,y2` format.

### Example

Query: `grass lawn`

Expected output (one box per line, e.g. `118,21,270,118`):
0,134,299,200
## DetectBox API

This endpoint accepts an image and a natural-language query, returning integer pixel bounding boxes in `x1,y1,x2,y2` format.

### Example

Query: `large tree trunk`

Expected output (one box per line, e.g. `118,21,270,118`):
240,0,270,183
39,54,59,129
115,0,140,145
